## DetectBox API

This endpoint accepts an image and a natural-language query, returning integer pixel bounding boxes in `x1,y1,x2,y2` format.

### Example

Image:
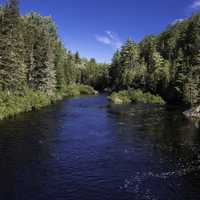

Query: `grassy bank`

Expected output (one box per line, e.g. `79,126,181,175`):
0,84,98,120
60,84,98,97
108,89,165,105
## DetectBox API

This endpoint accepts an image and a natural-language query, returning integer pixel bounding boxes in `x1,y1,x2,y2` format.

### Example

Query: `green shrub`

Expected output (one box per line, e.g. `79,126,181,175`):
108,91,131,104
129,89,165,104
109,89,165,105
0,90,52,120
79,85,98,95
0,84,98,120
62,84,98,97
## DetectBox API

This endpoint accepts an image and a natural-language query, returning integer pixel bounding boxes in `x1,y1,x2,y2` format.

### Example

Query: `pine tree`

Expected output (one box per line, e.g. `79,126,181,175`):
153,52,170,91
74,52,81,64
142,43,169,93
120,38,139,69
186,14,200,65
183,70,199,106
43,38,56,95
0,0,27,92
54,42,67,91
23,13,57,94
109,49,121,88
63,51,76,85
174,49,189,99
193,50,200,66
186,50,200,105
33,29,56,94
119,38,139,88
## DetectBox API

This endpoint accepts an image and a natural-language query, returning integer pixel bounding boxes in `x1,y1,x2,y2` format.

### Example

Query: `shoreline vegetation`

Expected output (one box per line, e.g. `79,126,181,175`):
0,0,200,120
0,84,98,120
108,89,165,105
0,0,106,120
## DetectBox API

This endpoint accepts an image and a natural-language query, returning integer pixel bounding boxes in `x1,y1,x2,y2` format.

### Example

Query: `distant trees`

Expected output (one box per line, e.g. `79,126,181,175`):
81,58,109,90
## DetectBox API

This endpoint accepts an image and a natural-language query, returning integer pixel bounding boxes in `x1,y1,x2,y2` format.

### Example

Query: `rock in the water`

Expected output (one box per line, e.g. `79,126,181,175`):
112,97,124,104
183,106,200,119
94,91,99,95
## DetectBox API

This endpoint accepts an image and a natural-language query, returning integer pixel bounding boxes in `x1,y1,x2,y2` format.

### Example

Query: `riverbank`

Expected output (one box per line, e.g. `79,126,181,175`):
0,84,97,120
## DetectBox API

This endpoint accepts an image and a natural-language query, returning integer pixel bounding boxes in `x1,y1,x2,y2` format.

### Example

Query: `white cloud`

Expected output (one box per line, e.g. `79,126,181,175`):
105,31,115,40
95,31,122,49
95,36,112,45
191,0,200,9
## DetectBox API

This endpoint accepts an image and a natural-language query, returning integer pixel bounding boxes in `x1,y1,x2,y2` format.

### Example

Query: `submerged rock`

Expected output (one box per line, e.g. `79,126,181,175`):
183,106,200,119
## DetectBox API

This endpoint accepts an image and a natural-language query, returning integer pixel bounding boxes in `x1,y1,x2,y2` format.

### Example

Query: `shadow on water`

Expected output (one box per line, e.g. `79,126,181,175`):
0,95,200,200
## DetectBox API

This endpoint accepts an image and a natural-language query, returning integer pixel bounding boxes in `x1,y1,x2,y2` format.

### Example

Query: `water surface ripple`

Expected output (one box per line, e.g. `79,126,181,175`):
0,95,200,200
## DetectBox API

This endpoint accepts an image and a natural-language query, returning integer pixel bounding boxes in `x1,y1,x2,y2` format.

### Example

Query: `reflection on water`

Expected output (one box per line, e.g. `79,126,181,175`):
0,95,200,200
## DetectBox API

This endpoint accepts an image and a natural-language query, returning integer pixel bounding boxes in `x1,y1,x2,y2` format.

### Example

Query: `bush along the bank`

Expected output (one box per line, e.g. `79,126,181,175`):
0,84,97,120
108,89,165,105
108,91,132,104
60,84,98,97
0,90,52,120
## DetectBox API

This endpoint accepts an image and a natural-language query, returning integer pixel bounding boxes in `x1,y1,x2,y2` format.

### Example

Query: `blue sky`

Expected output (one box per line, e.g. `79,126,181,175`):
0,0,200,63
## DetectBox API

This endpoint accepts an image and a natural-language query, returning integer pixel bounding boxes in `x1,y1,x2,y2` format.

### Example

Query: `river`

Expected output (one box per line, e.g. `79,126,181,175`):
0,95,200,200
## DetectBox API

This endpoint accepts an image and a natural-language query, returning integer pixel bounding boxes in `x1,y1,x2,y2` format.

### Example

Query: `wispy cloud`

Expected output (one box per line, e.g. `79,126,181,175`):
95,31,122,49
191,0,200,10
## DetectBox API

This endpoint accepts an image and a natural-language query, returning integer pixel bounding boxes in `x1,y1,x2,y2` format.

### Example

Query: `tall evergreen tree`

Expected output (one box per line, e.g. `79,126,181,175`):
119,38,139,88
74,52,81,64
54,41,67,91
23,13,57,94
109,50,121,88
0,0,26,92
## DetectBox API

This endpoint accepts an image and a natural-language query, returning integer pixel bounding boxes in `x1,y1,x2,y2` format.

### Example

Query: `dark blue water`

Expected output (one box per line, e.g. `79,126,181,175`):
0,95,200,200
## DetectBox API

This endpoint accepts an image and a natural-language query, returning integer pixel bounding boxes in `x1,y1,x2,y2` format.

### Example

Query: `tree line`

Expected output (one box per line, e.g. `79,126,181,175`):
1,0,200,108
109,13,200,106
0,0,109,97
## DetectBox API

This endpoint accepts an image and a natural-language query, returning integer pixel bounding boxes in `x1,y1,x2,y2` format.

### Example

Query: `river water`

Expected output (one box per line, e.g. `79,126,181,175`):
0,95,200,200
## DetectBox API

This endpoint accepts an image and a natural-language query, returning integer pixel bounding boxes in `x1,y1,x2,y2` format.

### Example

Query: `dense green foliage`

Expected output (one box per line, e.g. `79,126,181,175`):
0,90,52,119
1,0,200,119
109,13,200,106
60,84,98,97
109,89,165,105
0,84,97,119
0,0,107,119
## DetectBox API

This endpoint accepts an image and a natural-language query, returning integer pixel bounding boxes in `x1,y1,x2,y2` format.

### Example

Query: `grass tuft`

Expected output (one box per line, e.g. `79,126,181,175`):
108,89,165,105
